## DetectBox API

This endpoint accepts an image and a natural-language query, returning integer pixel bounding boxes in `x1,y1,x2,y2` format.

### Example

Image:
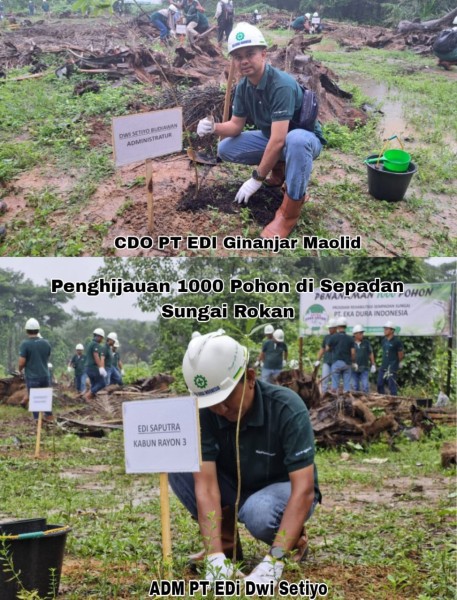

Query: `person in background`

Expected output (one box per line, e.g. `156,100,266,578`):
0,1,5,20
215,0,233,47
185,0,209,44
68,343,86,394
327,317,356,393
259,328,288,383
314,318,336,394
169,331,321,589
111,339,124,386
291,13,311,33
42,0,49,14
104,332,118,385
28,0,35,15
84,328,106,401
150,4,178,43
377,321,404,396
18,318,53,423
351,325,376,394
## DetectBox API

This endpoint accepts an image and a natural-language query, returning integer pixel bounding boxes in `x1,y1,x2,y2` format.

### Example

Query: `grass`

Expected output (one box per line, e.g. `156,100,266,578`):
0,403,455,599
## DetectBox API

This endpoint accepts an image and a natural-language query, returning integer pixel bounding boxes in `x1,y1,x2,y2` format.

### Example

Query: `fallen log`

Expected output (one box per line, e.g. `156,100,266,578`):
397,8,457,34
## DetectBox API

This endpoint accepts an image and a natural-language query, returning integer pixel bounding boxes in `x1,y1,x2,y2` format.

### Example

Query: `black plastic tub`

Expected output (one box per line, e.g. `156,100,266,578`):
366,154,417,201
0,519,70,600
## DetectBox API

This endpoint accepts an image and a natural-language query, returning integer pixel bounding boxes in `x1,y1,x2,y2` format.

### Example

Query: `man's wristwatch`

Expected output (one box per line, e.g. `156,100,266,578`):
252,169,266,182
269,546,286,560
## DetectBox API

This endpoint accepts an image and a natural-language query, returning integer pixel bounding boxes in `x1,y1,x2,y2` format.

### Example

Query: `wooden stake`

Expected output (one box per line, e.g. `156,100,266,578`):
222,58,236,124
160,472,172,577
146,158,154,233
299,337,303,374
34,412,43,458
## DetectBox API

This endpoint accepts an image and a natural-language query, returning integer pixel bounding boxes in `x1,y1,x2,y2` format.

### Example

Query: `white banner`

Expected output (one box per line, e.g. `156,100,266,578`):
29,387,53,412
123,396,200,474
299,282,454,337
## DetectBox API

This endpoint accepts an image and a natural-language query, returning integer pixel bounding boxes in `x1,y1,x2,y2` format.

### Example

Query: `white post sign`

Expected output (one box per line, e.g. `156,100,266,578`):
112,107,183,167
123,396,200,474
29,388,53,413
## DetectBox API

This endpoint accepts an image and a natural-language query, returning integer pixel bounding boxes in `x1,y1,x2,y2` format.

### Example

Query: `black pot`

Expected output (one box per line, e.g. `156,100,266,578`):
366,154,417,201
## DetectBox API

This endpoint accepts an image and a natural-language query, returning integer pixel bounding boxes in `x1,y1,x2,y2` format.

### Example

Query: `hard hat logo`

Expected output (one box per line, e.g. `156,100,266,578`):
236,32,245,40
194,374,208,389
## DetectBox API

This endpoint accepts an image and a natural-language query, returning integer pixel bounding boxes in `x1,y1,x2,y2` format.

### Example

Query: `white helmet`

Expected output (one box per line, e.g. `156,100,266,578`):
327,318,337,328
313,11,318,17
191,331,201,340
168,4,177,11
336,317,347,327
107,332,118,342
264,324,274,335
453,15,457,25
227,22,267,54
305,12,311,18
25,318,40,331
93,328,105,338
182,330,248,409
352,324,364,334
48,363,53,369
75,343,84,350
383,321,396,330
254,9,258,13
273,328,285,342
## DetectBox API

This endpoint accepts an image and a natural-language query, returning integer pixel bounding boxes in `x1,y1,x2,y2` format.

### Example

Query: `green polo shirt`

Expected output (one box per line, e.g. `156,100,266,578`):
354,338,372,370
200,380,321,500
262,339,288,370
112,351,120,369
19,337,51,379
70,353,85,376
104,344,113,369
381,336,403,371
322,333,333,366
85,340,105,369
328,331,355,365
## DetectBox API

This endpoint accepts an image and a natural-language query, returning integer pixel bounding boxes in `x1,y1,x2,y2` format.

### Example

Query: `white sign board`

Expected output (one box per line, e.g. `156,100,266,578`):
112,108,183,167
28,388,53,412
299,282,454,337
123,396,200,474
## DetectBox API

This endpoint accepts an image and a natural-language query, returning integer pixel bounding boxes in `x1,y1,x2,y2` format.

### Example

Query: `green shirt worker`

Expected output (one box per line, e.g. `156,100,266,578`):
84,328,106,401
196,22,325,239
68,343,86,393
259,328,288,383
18,318,53,421
327,317,356,393
314,317,337,394
377,321,404,396
169,330,321,589
351,324,376,393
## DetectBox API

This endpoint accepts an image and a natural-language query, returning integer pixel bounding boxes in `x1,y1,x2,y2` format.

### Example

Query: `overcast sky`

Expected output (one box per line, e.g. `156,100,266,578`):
0,258,156,321
0,257,454,322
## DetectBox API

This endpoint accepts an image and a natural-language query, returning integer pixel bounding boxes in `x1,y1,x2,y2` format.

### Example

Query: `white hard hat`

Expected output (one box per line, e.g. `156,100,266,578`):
313,11,318,16
305,12,311,18
107,332,118,341
168,3,177,11
352,324,364,334
182,330,248,409
273,328,285,342
254,9,258,13
93,328,105,338
453,15,457,25
327,318,337,328
227,22,267,54
25,318,40,331
383,320,396,330
48,363,53,369
264,324,274,334
191,331,201,340
336,317,347,327
76,343,84,350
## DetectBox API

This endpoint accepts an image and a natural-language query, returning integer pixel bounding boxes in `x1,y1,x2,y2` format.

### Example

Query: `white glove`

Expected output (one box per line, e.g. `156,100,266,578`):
352,363,358,371
204,552,244,582
254,360,260,367
234,177,263,204
99,367,107,377
244,555,284,590
197,117,215,137
67,366,72,373
121,369,125,376
282,360,287,368
370,364,376,374
314,360,321,367
399,361,404,369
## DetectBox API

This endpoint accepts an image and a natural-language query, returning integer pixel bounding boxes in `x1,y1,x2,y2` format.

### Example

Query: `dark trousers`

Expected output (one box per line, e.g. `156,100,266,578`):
377,368,398,395
86,367,106,395
217,18,233,43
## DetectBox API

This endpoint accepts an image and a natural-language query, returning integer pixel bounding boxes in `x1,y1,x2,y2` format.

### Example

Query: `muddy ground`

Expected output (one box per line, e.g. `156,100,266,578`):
0,16,456,256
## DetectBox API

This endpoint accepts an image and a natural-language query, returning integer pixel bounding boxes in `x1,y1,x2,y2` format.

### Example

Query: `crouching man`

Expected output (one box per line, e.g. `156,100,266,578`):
169,330,321,588
196,22,325,239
